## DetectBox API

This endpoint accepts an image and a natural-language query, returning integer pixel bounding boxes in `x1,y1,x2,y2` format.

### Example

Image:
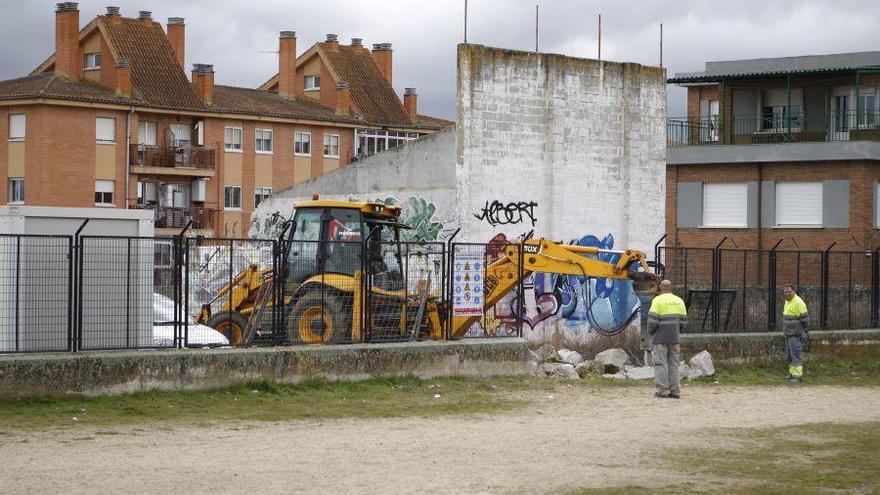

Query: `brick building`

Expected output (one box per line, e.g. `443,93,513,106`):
0,4,451,237
667,51,880,251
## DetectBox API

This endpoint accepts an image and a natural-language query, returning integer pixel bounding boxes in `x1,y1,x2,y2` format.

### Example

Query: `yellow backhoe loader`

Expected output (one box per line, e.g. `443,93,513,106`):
196,198,659,345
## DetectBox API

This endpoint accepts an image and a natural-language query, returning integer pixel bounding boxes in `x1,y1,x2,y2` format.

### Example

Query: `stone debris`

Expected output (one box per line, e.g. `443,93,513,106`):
539,362,580,380
623,365,654,380
534,343,560,363
557,349,584,366
689,350,716,378
575,361,596,378
603,371,627,380
594,348,630,374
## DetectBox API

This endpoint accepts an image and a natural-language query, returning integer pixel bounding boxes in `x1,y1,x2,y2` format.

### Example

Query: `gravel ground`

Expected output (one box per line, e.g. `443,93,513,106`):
2,385,879,494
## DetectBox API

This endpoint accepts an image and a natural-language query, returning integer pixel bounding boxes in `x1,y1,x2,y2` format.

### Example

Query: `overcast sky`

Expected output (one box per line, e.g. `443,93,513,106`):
1,0,878,119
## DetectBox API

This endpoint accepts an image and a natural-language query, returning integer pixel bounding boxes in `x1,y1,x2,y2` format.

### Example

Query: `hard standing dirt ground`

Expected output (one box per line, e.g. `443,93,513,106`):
2,385,879,494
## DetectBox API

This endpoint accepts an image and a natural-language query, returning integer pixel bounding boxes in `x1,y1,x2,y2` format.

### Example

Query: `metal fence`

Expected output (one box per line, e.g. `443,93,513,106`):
657,246,880,332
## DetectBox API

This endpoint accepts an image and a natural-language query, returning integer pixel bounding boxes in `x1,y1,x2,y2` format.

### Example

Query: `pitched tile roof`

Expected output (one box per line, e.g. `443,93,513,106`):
0,73,130,104
98,16,206,109
415,113,455,129
212,85,356,123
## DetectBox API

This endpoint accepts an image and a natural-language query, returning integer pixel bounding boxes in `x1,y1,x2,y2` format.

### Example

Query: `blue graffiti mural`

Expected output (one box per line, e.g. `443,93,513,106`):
493,233,640,335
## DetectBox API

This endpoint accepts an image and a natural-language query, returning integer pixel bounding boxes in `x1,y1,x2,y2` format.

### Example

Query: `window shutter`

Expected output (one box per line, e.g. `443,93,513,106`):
703,183,748,227
96,118,115,142
822,180,849,228
95,180,114,193
9,114,25,139
676,182,703,228
776,182,822,225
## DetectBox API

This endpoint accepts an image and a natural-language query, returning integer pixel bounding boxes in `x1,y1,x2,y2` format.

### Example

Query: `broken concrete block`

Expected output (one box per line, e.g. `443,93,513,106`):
594,348,630,374
679,362,693,380
603,371,627,380
557,349,584,366
623,365,654,380
540,362,580,380
534,343,559,363
689,351,715,377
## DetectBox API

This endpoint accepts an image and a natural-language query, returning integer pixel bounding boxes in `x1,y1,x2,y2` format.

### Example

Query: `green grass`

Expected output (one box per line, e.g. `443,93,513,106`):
568,422,880,495
0,375,532,432
689,355,880,386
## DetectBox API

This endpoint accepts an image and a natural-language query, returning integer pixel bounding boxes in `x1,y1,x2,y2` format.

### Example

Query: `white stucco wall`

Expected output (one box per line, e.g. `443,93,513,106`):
456,44,666,252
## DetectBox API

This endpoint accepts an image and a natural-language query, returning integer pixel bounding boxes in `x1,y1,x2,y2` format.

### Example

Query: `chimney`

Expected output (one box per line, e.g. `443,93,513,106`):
115,59,131,97
278,31,297,98
166,18,185,70
54,3,81,78
371,43,393,85
192,64,214,106
138,10,152,25
350,38,363,50
325,33,339,52
105,6,120,16
335,81,351,116
403,88,418,122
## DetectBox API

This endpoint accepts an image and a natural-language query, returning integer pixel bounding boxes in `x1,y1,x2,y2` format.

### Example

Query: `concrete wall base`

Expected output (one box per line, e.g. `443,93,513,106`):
0,338,531,398
680,329,880,362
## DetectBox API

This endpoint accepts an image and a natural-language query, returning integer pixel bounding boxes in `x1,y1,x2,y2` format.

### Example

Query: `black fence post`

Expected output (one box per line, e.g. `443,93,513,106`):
445,229,460,340
821,242,836,329
72,219,89,352
872,247,880,328
712,237,728,332
654,234,667,273
767,239,783,332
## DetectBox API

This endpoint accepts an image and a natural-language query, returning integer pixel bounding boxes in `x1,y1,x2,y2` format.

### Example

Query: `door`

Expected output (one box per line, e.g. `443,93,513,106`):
286,209,323,285
831,94,850,141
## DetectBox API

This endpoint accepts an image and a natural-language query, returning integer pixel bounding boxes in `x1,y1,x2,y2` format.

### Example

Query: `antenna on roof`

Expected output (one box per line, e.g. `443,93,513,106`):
257,50,280,60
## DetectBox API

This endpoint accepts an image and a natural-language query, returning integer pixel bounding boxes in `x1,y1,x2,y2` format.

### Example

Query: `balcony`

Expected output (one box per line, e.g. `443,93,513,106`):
130,145,216,174
134,205,215,230
668,110,880,147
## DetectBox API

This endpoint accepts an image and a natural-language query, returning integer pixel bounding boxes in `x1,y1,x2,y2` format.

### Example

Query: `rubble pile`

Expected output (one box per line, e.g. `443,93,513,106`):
529,346,716,382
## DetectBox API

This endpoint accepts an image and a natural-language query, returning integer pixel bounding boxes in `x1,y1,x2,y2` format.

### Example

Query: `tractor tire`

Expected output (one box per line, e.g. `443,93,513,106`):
205,311,249,346
289,291,351,344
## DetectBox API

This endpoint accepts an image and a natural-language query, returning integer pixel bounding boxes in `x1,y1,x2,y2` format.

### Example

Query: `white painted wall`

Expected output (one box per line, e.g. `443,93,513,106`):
456,44,666,252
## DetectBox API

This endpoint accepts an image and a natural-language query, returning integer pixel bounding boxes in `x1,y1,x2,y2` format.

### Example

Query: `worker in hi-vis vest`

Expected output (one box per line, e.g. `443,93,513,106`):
646,280,688,399
782,284,809,383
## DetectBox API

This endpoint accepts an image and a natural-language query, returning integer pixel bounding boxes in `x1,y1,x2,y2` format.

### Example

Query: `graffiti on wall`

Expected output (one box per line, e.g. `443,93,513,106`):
473,200,538,227
476,232,640,339
249,195,456,242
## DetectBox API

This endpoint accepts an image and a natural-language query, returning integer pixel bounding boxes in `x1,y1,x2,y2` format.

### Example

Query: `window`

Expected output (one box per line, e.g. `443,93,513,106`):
304,75,320,90
255,129,273,154
154,241,173,269
96,117,115,144
254,186,272,208
8,178,24,204
9,114,25,141
761,106,801,131
169,123,191,147
776,182,822,226
702,183,747,227
323,133,340,158
84,52,101,70
699,99,719,142
858,91,877,128
295,131,311,156
224,185,242,209
224,126,243,152
95,180,114,206
354,129,419,159
138,121,157,146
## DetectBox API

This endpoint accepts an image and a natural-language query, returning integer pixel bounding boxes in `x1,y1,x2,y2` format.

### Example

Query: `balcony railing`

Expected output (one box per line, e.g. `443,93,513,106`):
668,110,880,147
131,144,216,169
134,205,215,230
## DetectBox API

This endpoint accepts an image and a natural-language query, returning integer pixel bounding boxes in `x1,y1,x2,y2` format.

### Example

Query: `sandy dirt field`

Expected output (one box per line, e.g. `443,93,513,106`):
2,385,879,494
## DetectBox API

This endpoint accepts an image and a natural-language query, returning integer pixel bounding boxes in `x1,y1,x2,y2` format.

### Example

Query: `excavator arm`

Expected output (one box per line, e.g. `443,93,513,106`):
449,239,659,338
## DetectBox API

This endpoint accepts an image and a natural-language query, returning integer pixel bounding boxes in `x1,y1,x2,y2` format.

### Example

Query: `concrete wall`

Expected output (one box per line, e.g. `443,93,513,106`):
456,44,666,252
0,338,531,397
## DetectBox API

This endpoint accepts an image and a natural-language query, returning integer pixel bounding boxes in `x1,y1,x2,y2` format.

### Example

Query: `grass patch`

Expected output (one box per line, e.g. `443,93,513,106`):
672,421,880,494
0,375,533,432
690,355,880,387
568,422,880,495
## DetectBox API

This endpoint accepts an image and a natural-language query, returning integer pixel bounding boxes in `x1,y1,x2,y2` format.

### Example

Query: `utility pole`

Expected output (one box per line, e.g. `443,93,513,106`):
660,22,664,67
535,5,539,52
464,0,468,43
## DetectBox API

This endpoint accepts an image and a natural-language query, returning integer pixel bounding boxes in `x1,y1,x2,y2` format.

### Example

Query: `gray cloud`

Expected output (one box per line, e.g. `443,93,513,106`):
1,0,877,119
